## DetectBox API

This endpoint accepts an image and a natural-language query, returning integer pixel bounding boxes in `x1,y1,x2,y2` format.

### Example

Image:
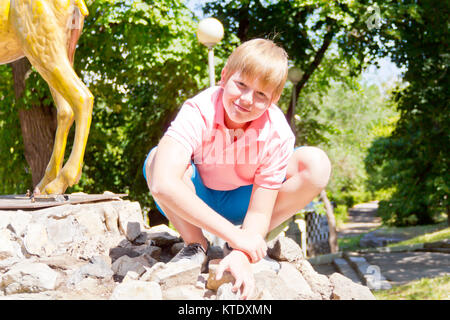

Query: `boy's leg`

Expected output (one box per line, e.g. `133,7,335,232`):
145,148,209,251
268,146,331,233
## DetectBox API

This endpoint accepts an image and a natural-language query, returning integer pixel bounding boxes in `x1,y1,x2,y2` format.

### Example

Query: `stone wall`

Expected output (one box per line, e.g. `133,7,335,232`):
0,200,375,300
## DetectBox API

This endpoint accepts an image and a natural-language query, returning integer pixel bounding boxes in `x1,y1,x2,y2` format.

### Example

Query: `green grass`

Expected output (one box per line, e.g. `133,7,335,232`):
374,275,450,300
388,226,450,247
337,234,365,251
338,222,449,252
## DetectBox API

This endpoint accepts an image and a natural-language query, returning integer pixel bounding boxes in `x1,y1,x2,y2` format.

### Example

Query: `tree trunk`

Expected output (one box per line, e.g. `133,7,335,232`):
286,22,335,131
10,58,57,189
447,204,449,227
320,189,339,253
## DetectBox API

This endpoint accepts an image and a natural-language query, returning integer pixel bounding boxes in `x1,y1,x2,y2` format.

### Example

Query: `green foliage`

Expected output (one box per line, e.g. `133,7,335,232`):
1,0,446,230
66,0,215,213
374,275,450,300
201,0,396,147
0,0,214,215
334,204,349,227
365,0,449,226
305,76,398,208
0,67,32,193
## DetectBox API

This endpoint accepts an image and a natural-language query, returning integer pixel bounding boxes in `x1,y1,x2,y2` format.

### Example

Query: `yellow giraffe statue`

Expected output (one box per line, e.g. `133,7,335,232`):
0,0,93,195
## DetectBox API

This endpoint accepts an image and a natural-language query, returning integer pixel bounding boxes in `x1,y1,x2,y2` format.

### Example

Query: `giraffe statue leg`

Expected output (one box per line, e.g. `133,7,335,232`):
10,0,93,194
35,87,74,192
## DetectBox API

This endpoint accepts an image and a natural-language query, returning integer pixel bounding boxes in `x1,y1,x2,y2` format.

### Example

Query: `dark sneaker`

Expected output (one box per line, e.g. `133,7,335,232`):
223,242,233,257
170,242,209,272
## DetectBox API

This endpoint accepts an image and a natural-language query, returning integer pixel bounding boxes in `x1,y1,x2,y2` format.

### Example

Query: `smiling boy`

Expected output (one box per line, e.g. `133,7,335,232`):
144,39,331,299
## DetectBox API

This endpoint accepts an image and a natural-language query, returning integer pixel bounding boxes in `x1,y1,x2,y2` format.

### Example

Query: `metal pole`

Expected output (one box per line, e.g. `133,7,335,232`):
292,84,296,115
208,46,215,87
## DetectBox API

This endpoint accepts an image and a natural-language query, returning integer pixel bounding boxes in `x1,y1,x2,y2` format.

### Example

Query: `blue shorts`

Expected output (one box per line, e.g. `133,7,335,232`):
143,146,301,225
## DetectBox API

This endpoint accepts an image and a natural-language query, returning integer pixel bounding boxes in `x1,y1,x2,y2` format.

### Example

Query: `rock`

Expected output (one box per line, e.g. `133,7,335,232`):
278,262,318,299
73,207,107,236
254,288,274,300
109,246,141,262
111,254,157,278
23,223,54,257
139,262,166,281
163,284,205,300
102,203,119,234
329,272,376,300
147,224,180,237
68,255,113,285
360,231,406,248
109,244,161,263
251,255,281,274
133,232,148,245
0,262,59,295
5,211,32,237
151,261,201,290
117,202,146,238
171,242,185,256
0,257,22,273
206,259,235,291
0,200,377,300
195,273,208,290
0,228,24,260
125,222,141,242
146,226,182,247
216,282,240,300
109,280,162,300
254,270,298,299
45,215,86,254
294,258,333,300
137,245,162,260
122,271,141,282
267,235,304,262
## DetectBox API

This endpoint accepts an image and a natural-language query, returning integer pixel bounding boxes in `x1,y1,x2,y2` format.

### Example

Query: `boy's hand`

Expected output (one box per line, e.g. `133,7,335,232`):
229,229,267,263
216,250,255,300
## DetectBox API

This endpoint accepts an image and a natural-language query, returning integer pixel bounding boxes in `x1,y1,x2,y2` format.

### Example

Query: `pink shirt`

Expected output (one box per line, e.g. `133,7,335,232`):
165,86,295,190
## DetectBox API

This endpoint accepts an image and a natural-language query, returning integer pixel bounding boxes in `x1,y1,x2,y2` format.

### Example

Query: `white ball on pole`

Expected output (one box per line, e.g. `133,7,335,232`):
197,17,224,47
288,67,304,84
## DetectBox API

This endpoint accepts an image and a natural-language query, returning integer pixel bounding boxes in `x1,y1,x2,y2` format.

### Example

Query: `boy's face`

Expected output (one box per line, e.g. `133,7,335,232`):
220,70,277,130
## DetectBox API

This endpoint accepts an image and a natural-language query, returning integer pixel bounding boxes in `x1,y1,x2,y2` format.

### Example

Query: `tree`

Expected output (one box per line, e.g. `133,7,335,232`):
202,0,391,134
0,0,210,212
365,0,449,225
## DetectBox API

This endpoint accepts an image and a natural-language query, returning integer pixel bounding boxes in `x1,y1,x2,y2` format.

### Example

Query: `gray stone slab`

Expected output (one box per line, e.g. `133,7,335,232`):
0,193,128,210
333,258,362,285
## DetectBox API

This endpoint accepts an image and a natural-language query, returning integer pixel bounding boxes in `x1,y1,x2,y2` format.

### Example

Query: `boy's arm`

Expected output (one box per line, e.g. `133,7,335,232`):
241,184,279,240
215,185,278,299
149,135,238,242
149,135,266,256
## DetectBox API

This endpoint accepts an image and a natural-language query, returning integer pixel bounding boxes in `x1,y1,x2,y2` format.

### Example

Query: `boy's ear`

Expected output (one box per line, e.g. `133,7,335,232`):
219,68,227,87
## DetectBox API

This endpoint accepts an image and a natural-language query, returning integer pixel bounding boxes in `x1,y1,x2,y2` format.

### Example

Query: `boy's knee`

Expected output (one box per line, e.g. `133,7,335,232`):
296,146,331,190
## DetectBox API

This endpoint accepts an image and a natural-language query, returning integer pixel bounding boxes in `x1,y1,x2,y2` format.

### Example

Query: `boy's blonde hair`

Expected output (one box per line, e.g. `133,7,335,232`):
222,38,289,101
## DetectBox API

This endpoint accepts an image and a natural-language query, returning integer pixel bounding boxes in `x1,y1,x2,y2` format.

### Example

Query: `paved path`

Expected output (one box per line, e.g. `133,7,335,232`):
313,202,450,288
337,201,382,238
363,251,450,286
